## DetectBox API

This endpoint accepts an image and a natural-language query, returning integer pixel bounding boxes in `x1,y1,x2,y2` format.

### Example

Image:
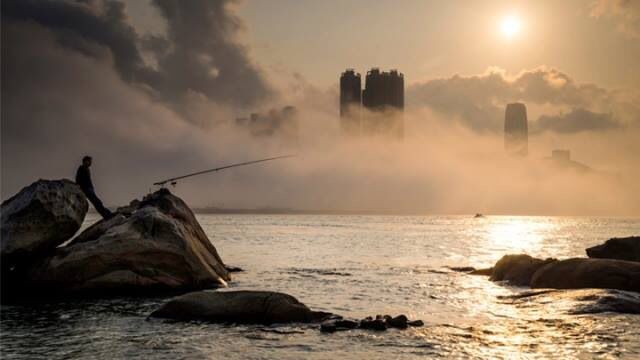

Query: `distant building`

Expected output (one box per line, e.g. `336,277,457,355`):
362,68,404,138
235,106,299,144
338,68,404,138
340,69,362,135
547,149,591,172
504,103,528,156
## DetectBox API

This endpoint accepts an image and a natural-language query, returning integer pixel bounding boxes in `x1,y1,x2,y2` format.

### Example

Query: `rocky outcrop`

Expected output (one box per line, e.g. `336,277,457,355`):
150,290,333,324
1,179,87,268
531,258,640,292
23,189,230,296
490,254,556,286
586,236,640,262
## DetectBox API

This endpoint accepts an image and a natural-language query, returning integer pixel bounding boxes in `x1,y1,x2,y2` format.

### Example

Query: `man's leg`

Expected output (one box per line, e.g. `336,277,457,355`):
85,190,113,219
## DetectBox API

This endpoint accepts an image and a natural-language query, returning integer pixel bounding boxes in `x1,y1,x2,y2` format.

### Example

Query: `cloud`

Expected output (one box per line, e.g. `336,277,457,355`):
1,0,273,122
407,67,636,133
535,108,620,133
590,0,640,38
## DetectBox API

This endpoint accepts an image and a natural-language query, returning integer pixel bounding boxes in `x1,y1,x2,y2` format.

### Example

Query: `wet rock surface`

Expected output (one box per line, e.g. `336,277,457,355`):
586,236,640,263
498,288,640,315
490,254,556,286
320,314,424,333
530,258,640,292
150,290,334,325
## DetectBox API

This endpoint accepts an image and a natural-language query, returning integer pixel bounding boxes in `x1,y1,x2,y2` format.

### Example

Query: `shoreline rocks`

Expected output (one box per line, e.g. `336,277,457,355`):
1,180,230,300
460,236,640,294
531,258,640,292
24,189,230,296
586,236,640,262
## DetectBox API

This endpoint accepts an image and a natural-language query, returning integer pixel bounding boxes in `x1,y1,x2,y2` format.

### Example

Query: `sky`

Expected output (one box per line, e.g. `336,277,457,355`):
2,0,640,215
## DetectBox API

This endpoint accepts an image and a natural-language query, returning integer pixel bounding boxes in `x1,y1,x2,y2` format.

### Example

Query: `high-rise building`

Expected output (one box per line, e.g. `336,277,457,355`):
504,103,528,156
361,68,404,138
340,69,362,135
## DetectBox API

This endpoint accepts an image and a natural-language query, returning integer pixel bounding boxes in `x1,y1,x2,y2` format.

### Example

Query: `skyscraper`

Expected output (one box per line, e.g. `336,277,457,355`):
504,103,528,156
361,68,404,138
340,69,362,135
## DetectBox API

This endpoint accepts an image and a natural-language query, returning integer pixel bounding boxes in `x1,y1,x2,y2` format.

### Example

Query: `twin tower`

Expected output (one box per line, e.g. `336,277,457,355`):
340,68,404,138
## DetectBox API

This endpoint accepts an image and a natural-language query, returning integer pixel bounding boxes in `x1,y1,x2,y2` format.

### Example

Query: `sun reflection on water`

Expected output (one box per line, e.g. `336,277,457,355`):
487,217,553,253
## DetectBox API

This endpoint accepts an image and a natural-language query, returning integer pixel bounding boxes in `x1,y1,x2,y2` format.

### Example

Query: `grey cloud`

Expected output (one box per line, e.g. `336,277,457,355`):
407,67,631,133
1,0,273,119
536,108,620,133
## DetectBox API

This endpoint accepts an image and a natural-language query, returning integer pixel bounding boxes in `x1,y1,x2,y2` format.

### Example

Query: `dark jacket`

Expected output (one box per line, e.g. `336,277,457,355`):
75,165,93,191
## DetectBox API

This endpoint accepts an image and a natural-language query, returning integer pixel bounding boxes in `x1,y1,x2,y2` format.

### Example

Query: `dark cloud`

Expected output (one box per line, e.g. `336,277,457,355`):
535,108,620,133
1,0,273,119
407,67,633,133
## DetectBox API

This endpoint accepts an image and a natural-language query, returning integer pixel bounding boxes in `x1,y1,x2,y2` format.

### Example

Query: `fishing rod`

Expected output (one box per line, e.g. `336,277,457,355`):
153,154,296,187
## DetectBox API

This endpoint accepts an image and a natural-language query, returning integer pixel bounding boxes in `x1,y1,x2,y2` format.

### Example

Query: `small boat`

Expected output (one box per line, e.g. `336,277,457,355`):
474,213,485,218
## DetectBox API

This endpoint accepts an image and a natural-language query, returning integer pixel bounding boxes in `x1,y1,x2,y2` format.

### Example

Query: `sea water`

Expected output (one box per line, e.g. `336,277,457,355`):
2,215,639,359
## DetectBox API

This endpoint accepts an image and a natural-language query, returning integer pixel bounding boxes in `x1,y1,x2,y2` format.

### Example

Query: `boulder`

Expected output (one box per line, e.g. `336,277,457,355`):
531,258,640,292
23,189,230,295
150,290,333,325
1,179,87,268
586,236,640,262
490,254,556,286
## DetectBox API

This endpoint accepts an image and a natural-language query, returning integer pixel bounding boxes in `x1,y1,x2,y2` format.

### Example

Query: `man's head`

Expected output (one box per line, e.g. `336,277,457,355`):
82,155,92,167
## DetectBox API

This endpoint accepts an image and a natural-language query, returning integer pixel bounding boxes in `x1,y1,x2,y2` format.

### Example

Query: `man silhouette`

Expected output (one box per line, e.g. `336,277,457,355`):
75,156,113,219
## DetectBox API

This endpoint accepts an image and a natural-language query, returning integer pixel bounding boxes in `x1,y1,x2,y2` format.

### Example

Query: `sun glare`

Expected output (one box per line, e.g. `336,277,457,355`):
500,15,522,39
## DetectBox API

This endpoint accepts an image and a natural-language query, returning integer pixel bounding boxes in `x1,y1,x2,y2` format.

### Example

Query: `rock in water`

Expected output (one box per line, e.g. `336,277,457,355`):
490,254,556,286
499,288,640,315
1,179,87,267
25,189,230,295
586,236,640,262
150,290,333,325
531,258,640,292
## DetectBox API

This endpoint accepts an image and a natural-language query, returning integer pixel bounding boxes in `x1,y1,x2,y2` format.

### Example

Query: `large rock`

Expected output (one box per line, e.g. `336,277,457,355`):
531,258,640,292
490,254,556,286
1,179,87,267
23,189,230,295
586,236,640,262
150,290,333,324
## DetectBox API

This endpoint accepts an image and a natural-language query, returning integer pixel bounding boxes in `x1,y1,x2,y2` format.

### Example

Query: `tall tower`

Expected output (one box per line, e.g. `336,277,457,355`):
340,69,362,135
504,103,528,156
362,68,404,138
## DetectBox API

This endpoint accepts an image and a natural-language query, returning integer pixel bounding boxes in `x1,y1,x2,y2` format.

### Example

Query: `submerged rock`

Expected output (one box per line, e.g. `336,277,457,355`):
498,288,640,315
531,258,640,292
490,254,556,286
586,236,640,263
1,179,87,268
321,314,424,333
150,290,333,325
23,189,230,296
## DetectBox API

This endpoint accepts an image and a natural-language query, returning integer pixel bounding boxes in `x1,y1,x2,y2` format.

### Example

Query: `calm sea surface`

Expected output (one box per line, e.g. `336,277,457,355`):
2,214,640,359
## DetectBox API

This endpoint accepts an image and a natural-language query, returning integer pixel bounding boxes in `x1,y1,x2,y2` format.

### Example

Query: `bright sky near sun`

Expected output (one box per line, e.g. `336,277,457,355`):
236,0,640,90
122,0,640,91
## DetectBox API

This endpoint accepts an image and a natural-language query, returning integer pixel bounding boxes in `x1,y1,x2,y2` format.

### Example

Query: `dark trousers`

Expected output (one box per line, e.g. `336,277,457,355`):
83,188,113,219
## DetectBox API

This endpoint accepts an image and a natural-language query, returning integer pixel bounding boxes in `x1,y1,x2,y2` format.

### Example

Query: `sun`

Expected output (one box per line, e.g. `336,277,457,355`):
499,15,522,39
